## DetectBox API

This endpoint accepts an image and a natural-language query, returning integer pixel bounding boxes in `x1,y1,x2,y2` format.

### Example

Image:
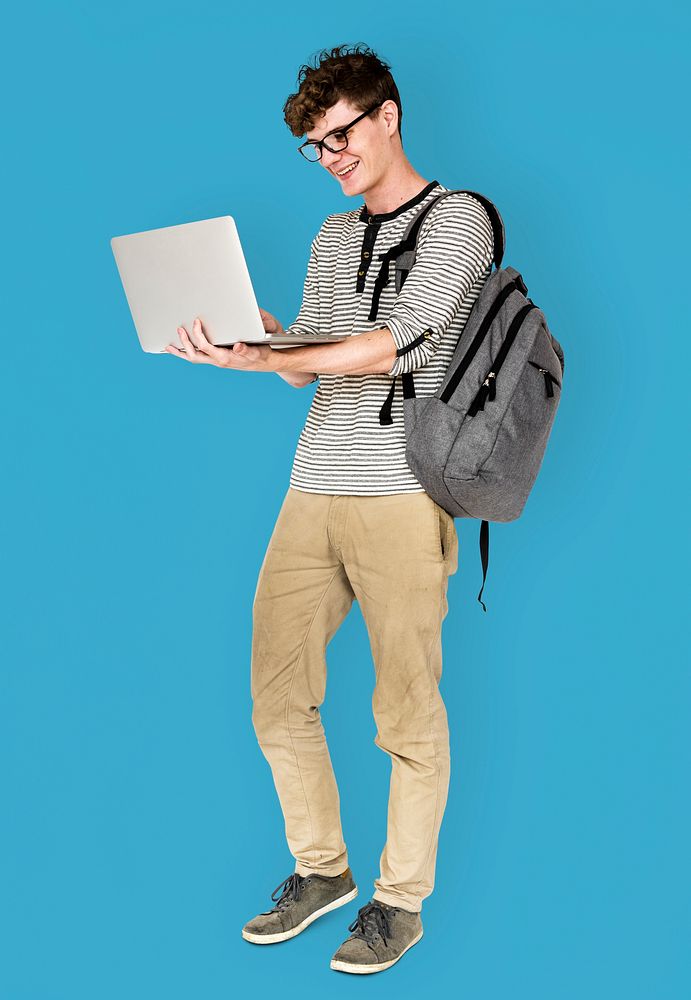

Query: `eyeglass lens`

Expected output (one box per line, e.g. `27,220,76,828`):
301,131,349,161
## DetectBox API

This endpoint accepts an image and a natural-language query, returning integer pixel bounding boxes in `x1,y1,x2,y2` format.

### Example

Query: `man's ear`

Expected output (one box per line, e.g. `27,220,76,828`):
380,99,399,136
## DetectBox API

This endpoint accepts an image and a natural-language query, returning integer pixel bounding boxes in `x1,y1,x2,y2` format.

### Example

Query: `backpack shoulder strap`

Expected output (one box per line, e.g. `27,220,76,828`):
394,189,505,293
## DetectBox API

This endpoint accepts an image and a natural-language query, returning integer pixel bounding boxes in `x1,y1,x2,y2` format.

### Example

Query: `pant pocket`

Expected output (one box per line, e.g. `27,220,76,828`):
433,502,449,562
434,501,459,571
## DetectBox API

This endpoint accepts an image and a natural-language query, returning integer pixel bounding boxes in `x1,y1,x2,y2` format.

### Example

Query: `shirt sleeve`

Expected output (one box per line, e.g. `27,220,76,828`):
384,193,494,377
284,230,321,339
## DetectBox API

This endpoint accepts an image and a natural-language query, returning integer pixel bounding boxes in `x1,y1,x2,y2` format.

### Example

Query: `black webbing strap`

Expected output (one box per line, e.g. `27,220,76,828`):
393,189,506,298
379,377,397,425
467,303,538,417
368,238,415,322
378,373,417,424
368,253,394,322
378,342,423,424
396,330,431,357
477,519,490,612
440,280,522,404
375,190,508,425
401,373,416,399
370,188,505,322
527,360,561,397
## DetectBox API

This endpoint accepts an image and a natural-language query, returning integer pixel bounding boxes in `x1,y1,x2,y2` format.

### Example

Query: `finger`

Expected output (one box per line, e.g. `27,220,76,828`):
182,318,203,353
233,342,260,363
233,342,256,360
166,344,187,358
258,308,277,333
178,327,201,361
191,318,236,367
191,317,230,365
191,316,209,353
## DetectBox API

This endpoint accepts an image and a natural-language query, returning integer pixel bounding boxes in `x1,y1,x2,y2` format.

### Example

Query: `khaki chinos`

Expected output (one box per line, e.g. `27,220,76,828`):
250,486,459,913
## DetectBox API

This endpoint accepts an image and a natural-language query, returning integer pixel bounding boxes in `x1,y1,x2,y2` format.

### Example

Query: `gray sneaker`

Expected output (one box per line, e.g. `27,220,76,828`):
330,899,423,974
241,868,358,945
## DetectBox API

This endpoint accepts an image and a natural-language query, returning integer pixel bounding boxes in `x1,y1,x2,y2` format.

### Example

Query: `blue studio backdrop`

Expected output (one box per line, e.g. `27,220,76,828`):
1,3,688,999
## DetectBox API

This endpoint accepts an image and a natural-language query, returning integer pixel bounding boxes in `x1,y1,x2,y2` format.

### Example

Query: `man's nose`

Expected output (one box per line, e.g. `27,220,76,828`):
320,148,343,171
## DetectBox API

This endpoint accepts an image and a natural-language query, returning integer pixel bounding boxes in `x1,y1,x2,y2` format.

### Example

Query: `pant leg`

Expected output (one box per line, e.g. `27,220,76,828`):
251,487,356,877
339,491,459,912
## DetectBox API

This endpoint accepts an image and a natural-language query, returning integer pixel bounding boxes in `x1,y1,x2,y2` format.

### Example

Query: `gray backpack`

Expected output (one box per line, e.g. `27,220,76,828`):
377,190,565,610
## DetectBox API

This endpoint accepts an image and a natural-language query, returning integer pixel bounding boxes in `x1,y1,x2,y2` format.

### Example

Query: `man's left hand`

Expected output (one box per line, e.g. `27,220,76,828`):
164,317,273,371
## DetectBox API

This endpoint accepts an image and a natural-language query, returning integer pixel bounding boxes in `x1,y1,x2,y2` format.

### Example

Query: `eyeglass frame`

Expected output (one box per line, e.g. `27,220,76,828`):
297,103,383,161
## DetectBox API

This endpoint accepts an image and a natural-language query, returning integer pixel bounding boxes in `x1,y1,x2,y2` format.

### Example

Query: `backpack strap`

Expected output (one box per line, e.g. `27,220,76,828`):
376,189,505,428
478,520,490,611
381,192,503,613
369,190,504,326
378,371,416,425
394,189,505,294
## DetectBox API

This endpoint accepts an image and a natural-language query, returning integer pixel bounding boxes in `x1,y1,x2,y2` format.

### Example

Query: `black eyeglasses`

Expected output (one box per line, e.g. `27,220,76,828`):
298,103,382,162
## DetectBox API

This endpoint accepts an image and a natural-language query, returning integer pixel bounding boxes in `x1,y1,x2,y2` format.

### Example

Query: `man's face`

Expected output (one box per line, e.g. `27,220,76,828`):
304,98,395,196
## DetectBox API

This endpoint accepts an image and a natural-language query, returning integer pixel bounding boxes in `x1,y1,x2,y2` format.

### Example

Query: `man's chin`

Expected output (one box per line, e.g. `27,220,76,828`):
339,179,366,197
333,166,366,196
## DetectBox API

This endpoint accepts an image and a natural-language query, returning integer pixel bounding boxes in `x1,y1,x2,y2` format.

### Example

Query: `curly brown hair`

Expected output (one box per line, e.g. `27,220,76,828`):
283,43,403,139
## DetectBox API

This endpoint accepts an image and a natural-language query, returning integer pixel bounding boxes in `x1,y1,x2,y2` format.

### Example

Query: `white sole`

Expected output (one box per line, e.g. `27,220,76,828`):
330,928,424,974
242,886,358,944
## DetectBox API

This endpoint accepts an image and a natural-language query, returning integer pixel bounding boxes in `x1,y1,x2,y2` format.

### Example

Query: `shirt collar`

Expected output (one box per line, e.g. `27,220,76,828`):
358,180,441,224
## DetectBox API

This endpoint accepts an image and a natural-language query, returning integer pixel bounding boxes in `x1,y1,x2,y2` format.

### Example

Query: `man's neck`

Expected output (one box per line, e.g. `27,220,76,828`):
362,162,431,216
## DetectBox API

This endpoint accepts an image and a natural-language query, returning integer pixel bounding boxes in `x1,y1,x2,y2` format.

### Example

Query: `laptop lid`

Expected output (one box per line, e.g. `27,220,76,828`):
111,215,278,353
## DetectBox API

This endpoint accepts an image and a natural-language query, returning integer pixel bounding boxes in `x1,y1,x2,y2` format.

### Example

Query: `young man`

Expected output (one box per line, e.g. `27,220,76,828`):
165,45,493,974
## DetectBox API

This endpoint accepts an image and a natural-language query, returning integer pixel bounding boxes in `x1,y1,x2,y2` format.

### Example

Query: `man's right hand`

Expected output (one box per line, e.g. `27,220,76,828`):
259,307,284,336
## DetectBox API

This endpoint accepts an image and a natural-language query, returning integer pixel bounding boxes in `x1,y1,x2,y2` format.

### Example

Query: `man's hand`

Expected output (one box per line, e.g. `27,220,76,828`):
162,315,397,378
259,307,284,336
163,317,273,371
258,306,320,388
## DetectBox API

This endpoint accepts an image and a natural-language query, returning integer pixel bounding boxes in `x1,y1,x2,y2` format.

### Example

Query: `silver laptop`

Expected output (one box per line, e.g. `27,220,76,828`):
110,215,348,353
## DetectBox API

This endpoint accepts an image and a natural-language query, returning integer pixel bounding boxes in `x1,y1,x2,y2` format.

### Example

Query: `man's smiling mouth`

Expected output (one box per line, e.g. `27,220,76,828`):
335,160,360,178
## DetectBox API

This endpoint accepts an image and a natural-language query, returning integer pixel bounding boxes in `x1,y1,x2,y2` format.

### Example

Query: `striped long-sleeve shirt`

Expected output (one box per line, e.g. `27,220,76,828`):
284,180,494,495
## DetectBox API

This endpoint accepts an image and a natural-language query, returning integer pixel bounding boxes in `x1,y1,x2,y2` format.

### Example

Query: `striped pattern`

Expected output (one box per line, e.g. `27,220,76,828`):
285,181,494,495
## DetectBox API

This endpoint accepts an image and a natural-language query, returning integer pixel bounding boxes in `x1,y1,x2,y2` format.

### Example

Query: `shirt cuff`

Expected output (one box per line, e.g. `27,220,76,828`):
385,317,436,376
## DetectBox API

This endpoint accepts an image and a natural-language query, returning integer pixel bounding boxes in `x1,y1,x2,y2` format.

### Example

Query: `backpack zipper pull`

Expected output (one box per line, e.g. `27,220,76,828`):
536,367,556,397
528,360,560,398
469,371,495,416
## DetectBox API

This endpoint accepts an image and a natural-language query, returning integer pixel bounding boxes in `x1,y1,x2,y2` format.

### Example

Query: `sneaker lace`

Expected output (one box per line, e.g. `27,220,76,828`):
262,873,305,914
347,901,393,948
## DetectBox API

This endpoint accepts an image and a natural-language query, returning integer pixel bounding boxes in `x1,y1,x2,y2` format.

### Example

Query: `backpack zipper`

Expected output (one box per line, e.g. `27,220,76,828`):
527,360,561,398
482,371,496,401
440,280,523,404
467,303,538,416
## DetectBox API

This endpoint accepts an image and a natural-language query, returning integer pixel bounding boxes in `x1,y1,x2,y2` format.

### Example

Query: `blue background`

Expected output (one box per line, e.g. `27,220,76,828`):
2,2,688,998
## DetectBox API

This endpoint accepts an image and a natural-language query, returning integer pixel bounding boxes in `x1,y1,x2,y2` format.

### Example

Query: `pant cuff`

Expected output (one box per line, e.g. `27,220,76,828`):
295,860,350,878
372,889,421,913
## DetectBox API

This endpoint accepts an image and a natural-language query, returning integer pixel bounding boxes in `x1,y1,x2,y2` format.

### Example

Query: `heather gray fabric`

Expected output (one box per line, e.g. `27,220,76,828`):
330,900,423,974
242,868,357,943
389,188,565,523
402,263,565,522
